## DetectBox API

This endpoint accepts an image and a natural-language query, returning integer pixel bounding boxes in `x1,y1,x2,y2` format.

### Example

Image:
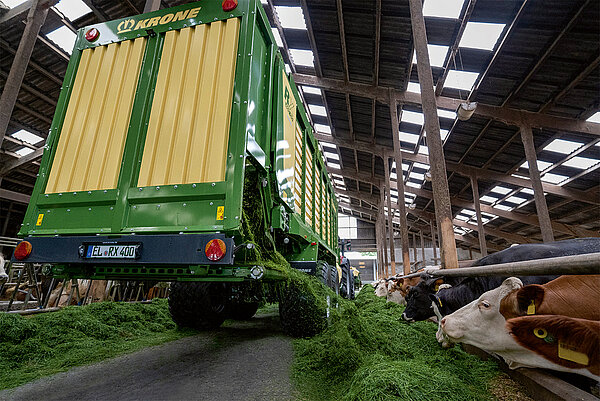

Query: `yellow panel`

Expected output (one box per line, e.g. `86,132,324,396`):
305,148,313,226
293,123,303,214
46,38,146,193
315,173,321,232
138,19,240,187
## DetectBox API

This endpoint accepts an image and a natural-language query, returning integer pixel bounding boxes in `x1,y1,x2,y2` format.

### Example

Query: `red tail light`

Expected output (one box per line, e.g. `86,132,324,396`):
85,28,99,42
14,241,32,260
222,0,238,12
205,239,226,261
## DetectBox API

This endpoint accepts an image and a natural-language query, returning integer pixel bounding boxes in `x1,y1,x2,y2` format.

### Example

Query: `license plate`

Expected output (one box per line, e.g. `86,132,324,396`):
85,244,139,259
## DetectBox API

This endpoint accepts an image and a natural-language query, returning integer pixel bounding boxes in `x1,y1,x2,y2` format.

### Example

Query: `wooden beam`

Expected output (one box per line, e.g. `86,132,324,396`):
0,146,44,176
384,158,397,274
292,73,600,137
0,0,56,27
520,125,554,242
470,175,488,256
0,189,30,204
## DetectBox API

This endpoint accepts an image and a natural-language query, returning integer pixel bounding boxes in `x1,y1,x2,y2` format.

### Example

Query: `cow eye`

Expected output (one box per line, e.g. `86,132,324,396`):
480,301,490,309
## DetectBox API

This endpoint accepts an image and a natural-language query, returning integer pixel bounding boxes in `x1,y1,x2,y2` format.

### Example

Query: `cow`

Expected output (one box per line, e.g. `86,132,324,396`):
507,315,599,380
401,238,600,322
500,274,600,321
0,254,7,283
374,278,406,305
439,277,600,380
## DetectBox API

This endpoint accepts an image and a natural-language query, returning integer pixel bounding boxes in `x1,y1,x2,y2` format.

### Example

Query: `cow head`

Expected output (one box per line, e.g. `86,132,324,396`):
402,274,443,322
499,284,545,320
440,277,523,350
374,279,388,297
0,255,7,284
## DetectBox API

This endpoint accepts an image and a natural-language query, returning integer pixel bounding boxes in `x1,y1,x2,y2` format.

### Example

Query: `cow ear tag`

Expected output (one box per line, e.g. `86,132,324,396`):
533,328,547,339
434,285,439,292
527,300,536,315
558,341,589,365
437,298,443,308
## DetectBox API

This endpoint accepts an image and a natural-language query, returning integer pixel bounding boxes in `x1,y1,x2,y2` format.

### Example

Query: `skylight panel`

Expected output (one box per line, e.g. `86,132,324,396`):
586,112,600,123
11,129,43,145
403,163,411,171
541,173,568,185
324,151,339,161
479,195,496,204
456,214,469,221
271,28,283,47
308,104,327,116
418,145,428,155
401,110,424,125
399,132,419,144
494,204,512,211
461,209,476,216
505,196,526,205
444,70,478,91
520,160,553,171
489,185,511,195
15,147,34,157
437,109,457,120
274,6,307,30
406,181,421,189
459,22,505,51
520,188,534,195
46,26,76,54
314,124,331,134
482,212,497,219
412,45,449,68
407,82,421,93
561,156,599,170
413,162,429,170
301,86,322,95
289,49,314,67
423,0,464,19
3,0,27,7
53,0,92,21
410,172,425,181
440,129,449,141
543,139,583,154
284,64,291,74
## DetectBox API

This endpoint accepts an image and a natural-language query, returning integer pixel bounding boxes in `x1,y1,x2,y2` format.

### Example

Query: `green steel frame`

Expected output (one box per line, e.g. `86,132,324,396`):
17,0,339,282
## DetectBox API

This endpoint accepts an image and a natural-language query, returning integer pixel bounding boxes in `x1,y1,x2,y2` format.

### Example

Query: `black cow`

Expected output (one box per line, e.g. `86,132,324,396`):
401,238,600,322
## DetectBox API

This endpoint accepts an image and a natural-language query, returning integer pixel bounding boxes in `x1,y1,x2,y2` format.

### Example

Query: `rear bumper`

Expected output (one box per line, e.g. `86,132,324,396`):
11,234,234,265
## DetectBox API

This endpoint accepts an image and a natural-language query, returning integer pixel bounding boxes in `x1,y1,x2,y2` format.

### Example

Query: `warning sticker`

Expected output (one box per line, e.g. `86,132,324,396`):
36,214,44,226
216,206,224,221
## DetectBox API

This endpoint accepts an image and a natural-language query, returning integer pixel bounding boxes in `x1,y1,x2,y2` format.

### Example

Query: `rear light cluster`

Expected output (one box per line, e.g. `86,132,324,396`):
222,0,238,12
85,28,99,42
14,241,32,260
205,239,226,261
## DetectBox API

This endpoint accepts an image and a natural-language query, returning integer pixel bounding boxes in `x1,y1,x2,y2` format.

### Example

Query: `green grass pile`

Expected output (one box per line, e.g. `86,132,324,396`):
292,286,500,401
0,299,196,390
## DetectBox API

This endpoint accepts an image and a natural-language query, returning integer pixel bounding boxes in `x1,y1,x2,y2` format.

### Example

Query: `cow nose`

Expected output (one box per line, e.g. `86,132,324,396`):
441,317,447,327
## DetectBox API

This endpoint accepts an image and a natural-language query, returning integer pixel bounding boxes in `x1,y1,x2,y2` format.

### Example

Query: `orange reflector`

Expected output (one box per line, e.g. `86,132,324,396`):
311,242,317,246
222,0,238,12
14,241,32,260
205,239,226,261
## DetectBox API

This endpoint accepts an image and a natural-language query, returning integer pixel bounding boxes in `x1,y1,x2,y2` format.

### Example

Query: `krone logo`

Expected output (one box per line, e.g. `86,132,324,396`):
117,19,135,33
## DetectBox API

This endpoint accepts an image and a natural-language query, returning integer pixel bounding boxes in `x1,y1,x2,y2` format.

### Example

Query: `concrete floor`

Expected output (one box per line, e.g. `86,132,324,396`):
0,312,298,401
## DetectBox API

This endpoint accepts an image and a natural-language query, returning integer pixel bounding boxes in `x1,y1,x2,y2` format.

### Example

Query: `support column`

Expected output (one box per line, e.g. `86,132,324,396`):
469,248,473,260
412,232,418,269
389,100,412,275
420,230,426,265
0,0,48,148
470,175,488,256
384,159,397,274
520,125,555,242
379,190,389,277
375,218,384,279
408,0,458,269
430,219,438,262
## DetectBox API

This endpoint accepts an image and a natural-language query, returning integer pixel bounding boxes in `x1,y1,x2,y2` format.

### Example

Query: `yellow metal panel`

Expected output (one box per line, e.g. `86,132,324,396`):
293,123,303,214
138,19,240,187
305,148,313,226
315,173,321,233
46,38,146,193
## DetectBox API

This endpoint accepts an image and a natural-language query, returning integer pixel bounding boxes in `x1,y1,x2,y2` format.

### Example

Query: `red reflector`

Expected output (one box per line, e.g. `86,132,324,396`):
222,0,238,12
311,242,317,246
205,239,226,261
85,28,99,42
14,241,32,260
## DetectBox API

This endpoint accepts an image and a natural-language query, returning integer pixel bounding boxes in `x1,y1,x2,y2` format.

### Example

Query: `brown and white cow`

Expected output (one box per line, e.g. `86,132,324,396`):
439,277,600,380
507,315,599,379
500,274,600,320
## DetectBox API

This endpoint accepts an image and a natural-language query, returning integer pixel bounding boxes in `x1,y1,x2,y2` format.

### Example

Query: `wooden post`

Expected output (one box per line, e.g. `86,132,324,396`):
375,218,383,279
520,125,555,242
470,175,488,256
0,0,48,149
379,190,389,277
430,219,438,262
408,0,459,269
389,100,412,275
412,232,418,268
469,248,473,260
420,230,426,265
384,159,397,274
143,0,161,12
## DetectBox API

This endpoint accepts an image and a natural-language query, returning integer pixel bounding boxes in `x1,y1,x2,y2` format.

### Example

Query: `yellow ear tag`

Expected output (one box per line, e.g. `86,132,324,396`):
527,300,536,315
558,341,589,365
434,285,439,292
533,328,547,339
437,298,443,308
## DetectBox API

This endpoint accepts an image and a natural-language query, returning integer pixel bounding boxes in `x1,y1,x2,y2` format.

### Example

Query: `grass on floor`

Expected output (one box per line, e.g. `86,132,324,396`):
0,299,197,390
292,285,502,401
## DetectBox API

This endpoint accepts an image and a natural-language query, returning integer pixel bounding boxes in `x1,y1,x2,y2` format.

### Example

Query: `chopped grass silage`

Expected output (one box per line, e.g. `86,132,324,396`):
0,299,196,390
292,286,501,401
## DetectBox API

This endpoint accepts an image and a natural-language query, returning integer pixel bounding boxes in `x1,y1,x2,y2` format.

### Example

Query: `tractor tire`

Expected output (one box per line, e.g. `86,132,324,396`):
279,281,327,338
318,261,330,288
227,302,260,320
168,282,227,330
329,263,340,294
340,262,350,299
